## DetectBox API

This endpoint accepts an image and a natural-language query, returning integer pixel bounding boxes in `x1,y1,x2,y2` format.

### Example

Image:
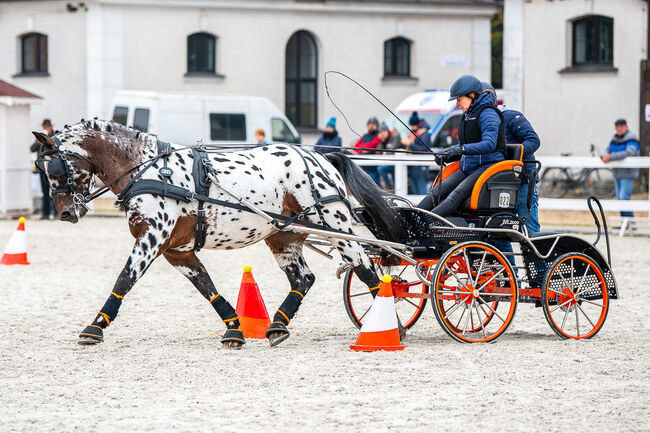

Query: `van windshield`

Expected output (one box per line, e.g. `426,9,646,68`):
387,113,443,138
271,118,300,144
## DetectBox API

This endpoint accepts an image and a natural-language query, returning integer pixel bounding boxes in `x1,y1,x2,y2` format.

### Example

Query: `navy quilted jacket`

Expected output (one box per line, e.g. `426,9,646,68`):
460,92,504,174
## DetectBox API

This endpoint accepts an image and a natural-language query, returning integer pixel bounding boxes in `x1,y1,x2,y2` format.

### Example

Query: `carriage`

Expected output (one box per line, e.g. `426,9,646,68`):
323,144,617,343
34,121,616,347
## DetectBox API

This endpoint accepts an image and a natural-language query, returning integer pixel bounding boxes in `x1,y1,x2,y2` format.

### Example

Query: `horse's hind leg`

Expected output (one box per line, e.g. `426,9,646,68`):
163,250,244,349
78,227,171,345
265,232,315,347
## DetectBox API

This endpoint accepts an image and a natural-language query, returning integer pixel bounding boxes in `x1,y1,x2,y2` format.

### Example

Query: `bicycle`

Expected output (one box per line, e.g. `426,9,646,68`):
540,144,616,199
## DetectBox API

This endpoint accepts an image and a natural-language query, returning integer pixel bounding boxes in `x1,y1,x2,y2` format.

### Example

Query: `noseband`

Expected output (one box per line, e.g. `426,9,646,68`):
35,136,96,208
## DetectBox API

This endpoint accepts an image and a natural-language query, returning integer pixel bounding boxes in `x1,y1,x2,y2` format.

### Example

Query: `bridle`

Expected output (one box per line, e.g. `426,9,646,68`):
35,136,96,211
35,134,193,210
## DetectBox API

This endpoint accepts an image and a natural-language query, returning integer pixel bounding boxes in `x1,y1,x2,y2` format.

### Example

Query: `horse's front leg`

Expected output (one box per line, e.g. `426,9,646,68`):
78,226,170,345
264,233,315,347
163,249,244,349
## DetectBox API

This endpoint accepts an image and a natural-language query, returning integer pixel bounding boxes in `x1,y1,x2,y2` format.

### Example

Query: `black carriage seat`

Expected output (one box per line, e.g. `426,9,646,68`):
457,144,525,215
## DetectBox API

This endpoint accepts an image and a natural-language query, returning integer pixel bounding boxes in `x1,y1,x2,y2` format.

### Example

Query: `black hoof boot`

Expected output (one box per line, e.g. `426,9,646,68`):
78,325,104,345
265,322,290,347
221,329,245,349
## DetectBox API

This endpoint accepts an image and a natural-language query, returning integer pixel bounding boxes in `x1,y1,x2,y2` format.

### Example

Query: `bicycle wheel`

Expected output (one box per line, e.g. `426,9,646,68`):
584,168,616,199
540,168,571,198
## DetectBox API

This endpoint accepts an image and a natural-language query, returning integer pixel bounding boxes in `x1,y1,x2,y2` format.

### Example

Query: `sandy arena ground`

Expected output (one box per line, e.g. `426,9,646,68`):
1,217,649,432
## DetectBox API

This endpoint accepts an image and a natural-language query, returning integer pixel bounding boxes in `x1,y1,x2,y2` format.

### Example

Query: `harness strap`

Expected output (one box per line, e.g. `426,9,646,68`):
192,147,211,251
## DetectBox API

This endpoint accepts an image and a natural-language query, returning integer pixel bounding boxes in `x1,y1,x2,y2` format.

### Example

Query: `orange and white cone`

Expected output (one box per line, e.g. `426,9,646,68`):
350,275,405,352
235,265,271,339
1,217,30,266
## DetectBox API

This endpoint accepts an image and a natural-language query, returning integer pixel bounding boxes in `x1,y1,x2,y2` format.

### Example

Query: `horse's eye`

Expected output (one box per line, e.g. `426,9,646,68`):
48,158,66,177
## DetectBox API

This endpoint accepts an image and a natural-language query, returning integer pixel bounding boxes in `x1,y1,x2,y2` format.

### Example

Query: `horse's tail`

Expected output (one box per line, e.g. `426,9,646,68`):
325,152,406,243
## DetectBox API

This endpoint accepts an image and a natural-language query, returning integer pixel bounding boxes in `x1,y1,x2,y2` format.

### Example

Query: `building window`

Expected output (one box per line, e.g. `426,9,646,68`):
187,32,216,74
20,33,48,74
384,37,411,77
285,31,317,128
572,16,613,66
210,113,246,141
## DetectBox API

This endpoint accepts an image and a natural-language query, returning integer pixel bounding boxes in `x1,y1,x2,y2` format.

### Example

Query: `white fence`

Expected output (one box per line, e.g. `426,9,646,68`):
352,155,650,217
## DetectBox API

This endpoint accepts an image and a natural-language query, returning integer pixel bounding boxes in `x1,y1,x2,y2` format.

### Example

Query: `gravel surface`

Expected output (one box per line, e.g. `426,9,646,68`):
0,217,648,432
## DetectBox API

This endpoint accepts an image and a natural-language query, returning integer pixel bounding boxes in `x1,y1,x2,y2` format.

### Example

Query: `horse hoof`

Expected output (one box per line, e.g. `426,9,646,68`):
78,335,103,345
78,325,103,345
267,330,290,347
222,340,243,350
220,329,245,349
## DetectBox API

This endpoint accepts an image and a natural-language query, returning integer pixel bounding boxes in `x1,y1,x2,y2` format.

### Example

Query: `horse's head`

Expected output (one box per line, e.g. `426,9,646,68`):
33,129,96,223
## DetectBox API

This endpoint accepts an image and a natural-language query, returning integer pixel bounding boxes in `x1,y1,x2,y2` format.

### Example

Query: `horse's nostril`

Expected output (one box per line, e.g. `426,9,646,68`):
61,211,71,219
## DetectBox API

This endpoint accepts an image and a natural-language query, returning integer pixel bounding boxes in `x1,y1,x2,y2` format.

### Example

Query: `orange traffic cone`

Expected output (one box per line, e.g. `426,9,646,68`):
1,217,30,265
235,265,271,339
350,275,404,352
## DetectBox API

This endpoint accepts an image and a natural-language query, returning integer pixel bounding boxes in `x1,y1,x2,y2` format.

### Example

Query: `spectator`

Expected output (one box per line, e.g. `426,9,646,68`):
353,116,381,184
30,119,56,220
401,112,432,195
376,122,402,190
601,118,640,219
254,128,269,146
314,117,342,154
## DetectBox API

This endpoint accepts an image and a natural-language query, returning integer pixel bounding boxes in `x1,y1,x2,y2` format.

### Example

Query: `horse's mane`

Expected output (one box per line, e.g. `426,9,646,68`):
55,119,154,149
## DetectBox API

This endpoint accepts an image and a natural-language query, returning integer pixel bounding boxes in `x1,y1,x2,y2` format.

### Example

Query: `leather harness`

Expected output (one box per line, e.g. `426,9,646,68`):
117,142,350,251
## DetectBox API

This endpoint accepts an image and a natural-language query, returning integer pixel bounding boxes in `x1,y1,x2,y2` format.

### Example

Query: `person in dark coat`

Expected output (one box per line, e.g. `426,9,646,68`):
483,81,541,234
601,118,640,218
401,112,431,195
376,122,402,190
418,75,505,216
30,119,57,219
314,117,342,154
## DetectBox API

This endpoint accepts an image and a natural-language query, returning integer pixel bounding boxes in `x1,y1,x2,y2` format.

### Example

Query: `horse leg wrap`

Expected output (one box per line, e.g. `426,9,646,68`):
265,321,290,344
210,294,240,329
91,292,123,329
221,329,245,346
273,291,304,325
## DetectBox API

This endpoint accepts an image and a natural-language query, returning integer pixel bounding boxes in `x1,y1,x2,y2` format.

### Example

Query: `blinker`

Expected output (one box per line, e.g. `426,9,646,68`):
48,158,67,177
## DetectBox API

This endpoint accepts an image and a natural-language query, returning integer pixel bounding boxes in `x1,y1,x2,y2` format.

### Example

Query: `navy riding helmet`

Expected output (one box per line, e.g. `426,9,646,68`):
448,75,483,101
481,81,497,99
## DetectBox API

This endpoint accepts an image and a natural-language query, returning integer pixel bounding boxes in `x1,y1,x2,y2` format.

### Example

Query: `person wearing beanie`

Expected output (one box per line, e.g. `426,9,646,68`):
601,118,640,220
314,117,342,154
400,111,433,194
417,74,505,216
352,116,382,183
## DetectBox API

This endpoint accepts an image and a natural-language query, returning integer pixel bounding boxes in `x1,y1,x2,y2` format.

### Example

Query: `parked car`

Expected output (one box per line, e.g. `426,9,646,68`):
110,91,301,146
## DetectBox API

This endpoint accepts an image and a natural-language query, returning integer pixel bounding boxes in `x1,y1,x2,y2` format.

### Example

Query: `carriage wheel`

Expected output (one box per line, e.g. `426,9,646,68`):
342,260,429,330
431,242,517,343
542,253,609,339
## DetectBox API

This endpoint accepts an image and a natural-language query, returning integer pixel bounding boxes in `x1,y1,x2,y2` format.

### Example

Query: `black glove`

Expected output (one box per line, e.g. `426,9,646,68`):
442,144,464,162
434,154,443,166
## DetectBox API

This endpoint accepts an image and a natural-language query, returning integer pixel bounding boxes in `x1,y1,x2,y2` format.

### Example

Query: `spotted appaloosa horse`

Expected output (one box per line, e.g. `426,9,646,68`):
32,120,406,349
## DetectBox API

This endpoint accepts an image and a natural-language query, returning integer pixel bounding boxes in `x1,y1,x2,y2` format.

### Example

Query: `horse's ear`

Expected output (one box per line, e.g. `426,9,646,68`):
32,131,52,147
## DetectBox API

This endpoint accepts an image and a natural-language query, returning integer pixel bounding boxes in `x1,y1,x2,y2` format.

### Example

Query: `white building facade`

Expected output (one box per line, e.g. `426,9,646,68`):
504,0,648,156
0,0,498,145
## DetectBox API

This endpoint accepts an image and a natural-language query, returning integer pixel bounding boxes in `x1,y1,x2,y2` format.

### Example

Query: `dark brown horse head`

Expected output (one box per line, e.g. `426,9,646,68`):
32,128,96,223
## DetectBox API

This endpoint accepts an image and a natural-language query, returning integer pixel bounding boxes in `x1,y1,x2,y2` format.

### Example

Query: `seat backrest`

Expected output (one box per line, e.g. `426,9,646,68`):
506,144,523,161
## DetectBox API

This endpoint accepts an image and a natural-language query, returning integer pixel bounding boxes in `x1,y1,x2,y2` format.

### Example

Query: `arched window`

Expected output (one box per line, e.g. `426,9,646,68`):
187,32,216,74
285,31,317,128
20,32,48,74
384,37,411,77
572,15,613,66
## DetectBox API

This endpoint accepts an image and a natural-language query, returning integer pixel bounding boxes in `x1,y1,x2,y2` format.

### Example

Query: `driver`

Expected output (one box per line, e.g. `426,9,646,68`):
417,75,505,216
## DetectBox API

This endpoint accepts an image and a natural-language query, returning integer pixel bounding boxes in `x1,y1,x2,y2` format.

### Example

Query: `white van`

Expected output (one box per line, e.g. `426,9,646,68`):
109,91,301,146
387,90,461,151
